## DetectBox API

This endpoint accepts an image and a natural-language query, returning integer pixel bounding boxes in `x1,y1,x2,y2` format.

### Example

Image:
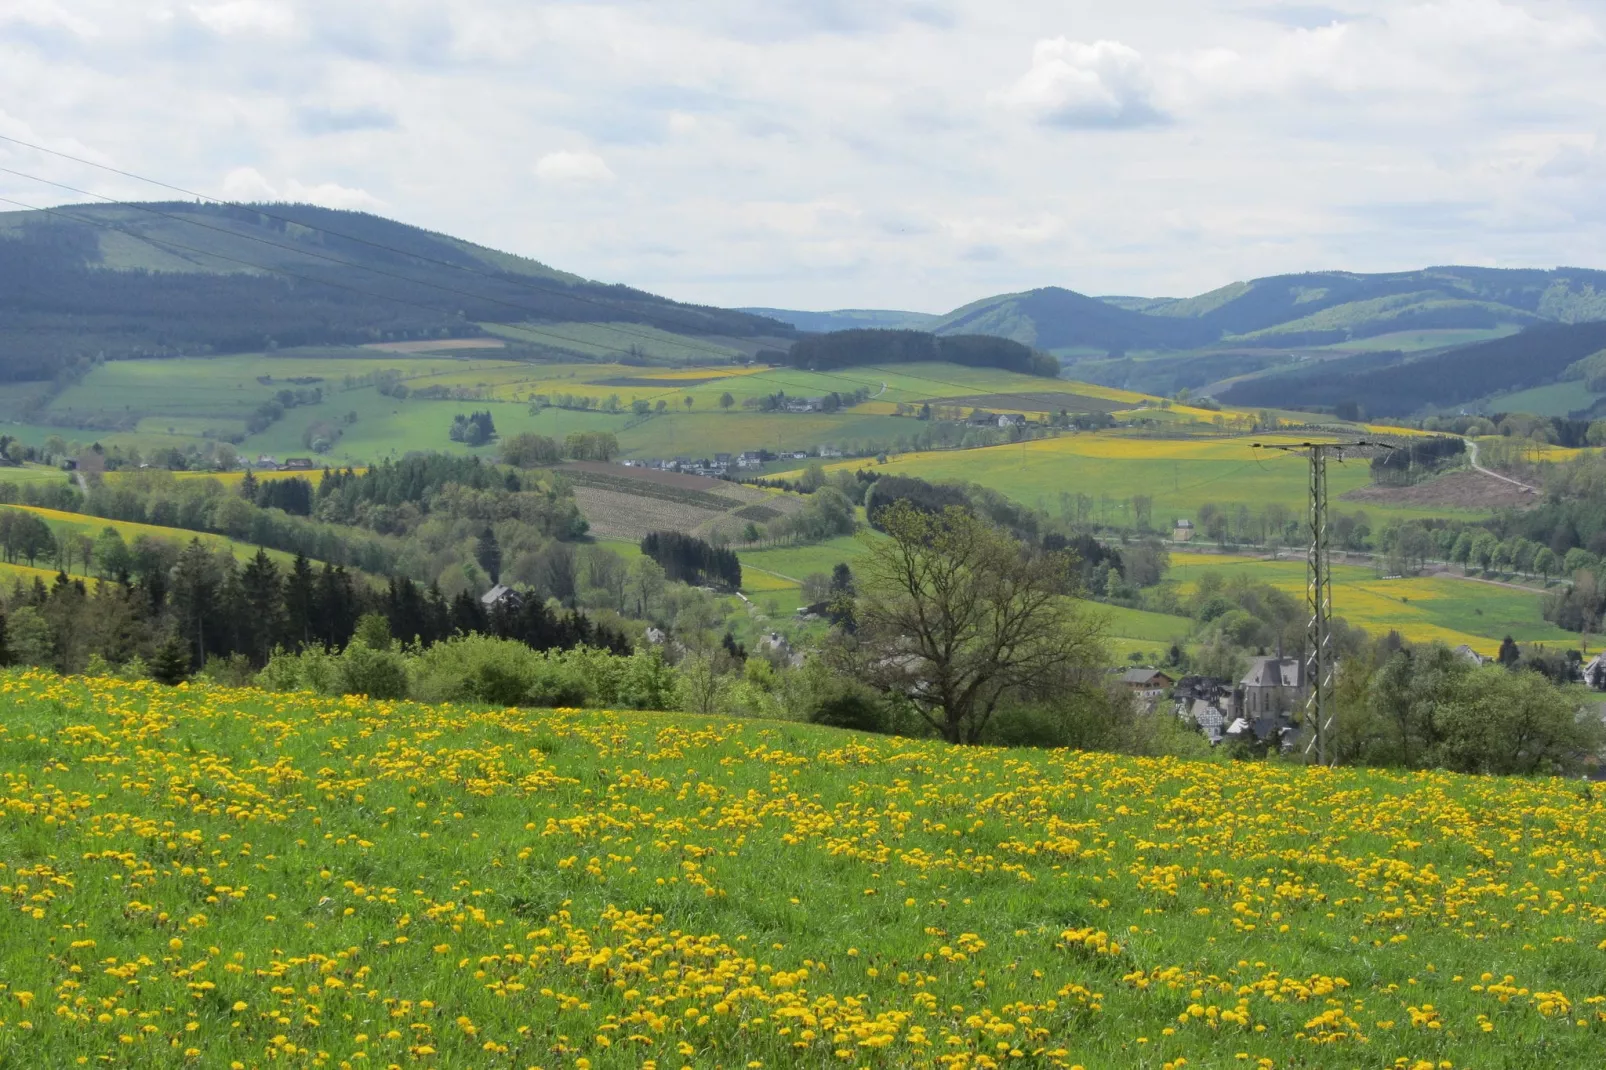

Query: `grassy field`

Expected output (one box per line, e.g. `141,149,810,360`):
783,434,1444,523
1311,325,1523,353
20,351,1252,465
0,464,75,487
1480,382,1605,418
3,506,305,570
737,536,1192,656
0,559,67,588
1168,552,1579,655
0,672,1600,1068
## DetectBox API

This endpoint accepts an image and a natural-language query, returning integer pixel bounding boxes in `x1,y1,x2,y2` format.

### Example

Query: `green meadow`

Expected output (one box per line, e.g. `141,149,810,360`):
790,434,1487,525
3,673,1598,1070
1168,552,1580,655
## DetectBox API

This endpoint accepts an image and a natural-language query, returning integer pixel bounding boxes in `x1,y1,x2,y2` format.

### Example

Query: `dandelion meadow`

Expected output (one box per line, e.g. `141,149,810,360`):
1,672,1602,1069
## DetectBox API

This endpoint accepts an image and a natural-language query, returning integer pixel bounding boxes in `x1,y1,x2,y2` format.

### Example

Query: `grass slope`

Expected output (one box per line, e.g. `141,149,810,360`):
0,673,1600,1068
1168,552,1579,654
3,505,308,570
784,434,1465,524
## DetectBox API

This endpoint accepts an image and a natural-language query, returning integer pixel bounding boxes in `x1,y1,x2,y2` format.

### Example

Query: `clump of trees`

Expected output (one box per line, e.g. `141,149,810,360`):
1334,644,1603,775
641,531,741,590
449,410,497,447
562,432,619,462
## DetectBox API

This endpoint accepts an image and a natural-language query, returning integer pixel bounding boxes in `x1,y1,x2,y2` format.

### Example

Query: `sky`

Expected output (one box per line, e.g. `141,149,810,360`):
1,0,1604,312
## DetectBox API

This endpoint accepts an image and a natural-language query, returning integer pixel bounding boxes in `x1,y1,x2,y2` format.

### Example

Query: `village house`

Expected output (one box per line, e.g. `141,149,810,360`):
818,445,844,459
280,457,315,471
1189,700,1228,744
1173,519,1195,542
997,413,1026,429
480,584,524,612
1119,667,1175,706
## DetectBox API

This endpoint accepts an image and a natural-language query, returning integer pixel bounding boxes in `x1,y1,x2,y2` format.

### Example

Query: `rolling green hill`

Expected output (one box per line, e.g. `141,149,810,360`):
0,202,791,381
940,267,1606,359
918,267,1606,405
932,286,1214,353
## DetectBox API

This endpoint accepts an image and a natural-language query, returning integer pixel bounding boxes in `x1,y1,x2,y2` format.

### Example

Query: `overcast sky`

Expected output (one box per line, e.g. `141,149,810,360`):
2,0,1604,311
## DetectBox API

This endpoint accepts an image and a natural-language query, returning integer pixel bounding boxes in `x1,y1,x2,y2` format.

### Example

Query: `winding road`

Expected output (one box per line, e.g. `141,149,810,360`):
1465,437,1539,496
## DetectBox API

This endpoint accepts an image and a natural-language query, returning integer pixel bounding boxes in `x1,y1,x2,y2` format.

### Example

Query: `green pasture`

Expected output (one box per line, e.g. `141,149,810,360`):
1482,381,1602,418
617,411,914,459
789,433,1491,525
4,674,1601,1069
1167,551,1578,654
738,534,872,582
240,395,630,465
1311,325,1522,354
0,463,75,487
7,505,308,572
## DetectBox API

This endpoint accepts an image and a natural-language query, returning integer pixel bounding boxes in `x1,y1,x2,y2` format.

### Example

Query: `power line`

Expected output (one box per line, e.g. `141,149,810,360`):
1252,439,1395,766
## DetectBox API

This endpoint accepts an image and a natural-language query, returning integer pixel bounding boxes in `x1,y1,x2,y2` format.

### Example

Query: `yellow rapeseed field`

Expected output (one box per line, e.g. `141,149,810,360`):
0,672,1600,1068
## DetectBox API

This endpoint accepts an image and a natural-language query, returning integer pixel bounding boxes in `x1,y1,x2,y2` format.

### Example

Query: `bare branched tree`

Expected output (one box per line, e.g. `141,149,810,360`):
838,500,1105,744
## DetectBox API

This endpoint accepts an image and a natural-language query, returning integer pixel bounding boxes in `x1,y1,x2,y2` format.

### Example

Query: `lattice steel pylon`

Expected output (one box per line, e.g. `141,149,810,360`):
1252,440,1394,765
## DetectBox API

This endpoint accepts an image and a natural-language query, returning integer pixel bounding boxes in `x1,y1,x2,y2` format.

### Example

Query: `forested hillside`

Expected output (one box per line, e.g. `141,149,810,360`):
1218,320,1606,416
786,328,1059,377
0,203,788,381
933,285,1216,352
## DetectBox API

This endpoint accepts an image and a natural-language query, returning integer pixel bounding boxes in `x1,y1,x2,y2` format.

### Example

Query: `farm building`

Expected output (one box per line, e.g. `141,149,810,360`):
1119,668,1174,704
481,584,524,612
1173,519,1195,542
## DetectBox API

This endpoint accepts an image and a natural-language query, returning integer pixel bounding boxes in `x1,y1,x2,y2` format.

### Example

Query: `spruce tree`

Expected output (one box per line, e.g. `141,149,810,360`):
149,633,191,685
240,548,284,664
476,527,502,584
283,553,316,648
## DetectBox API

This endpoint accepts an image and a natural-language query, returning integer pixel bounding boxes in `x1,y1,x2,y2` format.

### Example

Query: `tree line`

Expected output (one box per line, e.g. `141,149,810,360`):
641,531,742,590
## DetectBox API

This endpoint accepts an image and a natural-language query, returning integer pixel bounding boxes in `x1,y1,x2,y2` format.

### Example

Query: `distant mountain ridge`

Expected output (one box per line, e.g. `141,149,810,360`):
924,267,1606,356
0,202,789,381
750,267,1606,360
737,307,938,333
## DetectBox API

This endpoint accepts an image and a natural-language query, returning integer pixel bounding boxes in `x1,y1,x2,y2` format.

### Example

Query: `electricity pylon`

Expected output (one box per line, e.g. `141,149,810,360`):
1252,440,1394,765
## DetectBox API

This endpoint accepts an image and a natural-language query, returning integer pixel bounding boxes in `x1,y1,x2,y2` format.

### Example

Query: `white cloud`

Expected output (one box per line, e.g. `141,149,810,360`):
995,38,1166,128
533,150,617,186
2,0,1606,309
0,0,97,37
220,166,382,210
189,1,294,37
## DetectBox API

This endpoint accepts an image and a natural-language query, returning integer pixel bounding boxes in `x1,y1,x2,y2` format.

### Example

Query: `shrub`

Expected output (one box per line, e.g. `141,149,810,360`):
336,643,410,700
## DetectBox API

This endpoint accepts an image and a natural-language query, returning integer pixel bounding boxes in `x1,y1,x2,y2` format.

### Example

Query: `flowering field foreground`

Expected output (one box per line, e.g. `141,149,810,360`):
0,673,1602,1069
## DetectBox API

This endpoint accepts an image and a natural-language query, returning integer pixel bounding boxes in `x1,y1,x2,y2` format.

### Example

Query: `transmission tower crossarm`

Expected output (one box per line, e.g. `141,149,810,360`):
1249,438,1395,765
